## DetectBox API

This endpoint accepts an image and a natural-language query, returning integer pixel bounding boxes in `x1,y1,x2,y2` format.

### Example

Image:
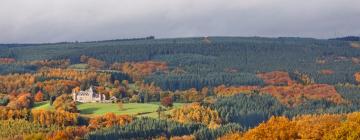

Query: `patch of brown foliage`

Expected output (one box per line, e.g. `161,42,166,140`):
30,59,70,68
355,72,360,83
80,55,106,69
112,61,168,80
0,58,16,64
7,93,33,109
214,85,259,97
47,126,89,140
214,82,345,107
319,69,335,75
260,84,345,107
257,71,294,86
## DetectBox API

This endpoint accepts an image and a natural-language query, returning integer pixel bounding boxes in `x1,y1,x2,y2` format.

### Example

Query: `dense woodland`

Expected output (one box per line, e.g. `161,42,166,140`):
1,36,360,139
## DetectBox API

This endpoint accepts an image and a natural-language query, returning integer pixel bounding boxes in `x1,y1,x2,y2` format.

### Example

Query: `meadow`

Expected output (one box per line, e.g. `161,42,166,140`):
33,101,185,118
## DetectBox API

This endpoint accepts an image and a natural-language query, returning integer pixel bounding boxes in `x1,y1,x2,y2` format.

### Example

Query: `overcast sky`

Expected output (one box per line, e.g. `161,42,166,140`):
0,0,359,43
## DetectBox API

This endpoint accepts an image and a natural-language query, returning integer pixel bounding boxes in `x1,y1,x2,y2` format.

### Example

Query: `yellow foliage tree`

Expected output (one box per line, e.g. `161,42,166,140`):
170,103,221,128
53,95,78,113
242,116,299,140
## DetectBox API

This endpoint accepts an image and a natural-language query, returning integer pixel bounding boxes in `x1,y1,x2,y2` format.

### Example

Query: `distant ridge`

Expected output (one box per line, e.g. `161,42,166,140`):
82,36,155,43
0,36,155,46
330,36,360,41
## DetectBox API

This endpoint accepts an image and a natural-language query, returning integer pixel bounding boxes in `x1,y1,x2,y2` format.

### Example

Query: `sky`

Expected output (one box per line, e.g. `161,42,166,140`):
0,0,359,43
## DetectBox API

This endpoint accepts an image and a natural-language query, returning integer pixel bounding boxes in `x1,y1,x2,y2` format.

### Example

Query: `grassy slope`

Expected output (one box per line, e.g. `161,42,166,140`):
33,102,184,118
33,101,53,110
68,63,89,69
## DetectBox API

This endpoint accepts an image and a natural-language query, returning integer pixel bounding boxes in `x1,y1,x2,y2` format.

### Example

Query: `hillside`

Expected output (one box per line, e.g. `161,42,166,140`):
2,37,360,139
1,37,359,88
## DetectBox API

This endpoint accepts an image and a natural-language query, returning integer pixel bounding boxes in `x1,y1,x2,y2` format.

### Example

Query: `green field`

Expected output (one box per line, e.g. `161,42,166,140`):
33,102,184,118
33,101,53,110
68,63,89,69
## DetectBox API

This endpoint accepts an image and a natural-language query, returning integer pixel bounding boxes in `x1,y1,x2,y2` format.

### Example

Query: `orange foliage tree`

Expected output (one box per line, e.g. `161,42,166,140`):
214,85,259,97
354,72,360,83
217,133,242,140
7,93,33,109
260,84,345,107
323,112,360,139
161,96,173,107
53,94,78,113
257,71,294,86
30,59,70,68
175,88,206,102
47,126,89,140
34,91,44,102
31,109,79,127
111,61,168,80
241,116,299,139
0,73,35,94
170,103,221,128
80,55,106,69
0,107,30,120
238,112,360,140
88,113,133,130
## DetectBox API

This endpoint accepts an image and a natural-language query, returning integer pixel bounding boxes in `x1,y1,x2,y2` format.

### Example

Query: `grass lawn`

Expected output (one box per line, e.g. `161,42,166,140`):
33,101,53,110
33,101,185,118
68,63,89,69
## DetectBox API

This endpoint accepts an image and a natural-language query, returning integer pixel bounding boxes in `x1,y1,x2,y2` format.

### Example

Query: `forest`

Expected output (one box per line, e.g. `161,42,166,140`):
1,36,360,139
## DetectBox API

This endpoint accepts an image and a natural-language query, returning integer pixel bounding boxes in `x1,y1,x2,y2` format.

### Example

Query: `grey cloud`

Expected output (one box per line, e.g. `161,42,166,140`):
0,0,359,43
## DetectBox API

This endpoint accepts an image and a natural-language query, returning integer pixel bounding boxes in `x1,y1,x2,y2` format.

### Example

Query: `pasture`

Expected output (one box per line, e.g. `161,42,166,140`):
33,101,185,118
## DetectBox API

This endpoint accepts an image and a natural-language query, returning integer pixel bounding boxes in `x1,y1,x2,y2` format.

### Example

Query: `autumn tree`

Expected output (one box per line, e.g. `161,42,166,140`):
7,93,33,109
0,107,30,120
355,72,360,83
239,113,351,140
87,58,106,69
257,71,294,86
218,133,242,140
171,103,221,128
323,112,360,139
161,96,173,108
178,88,205,102
291,71,314,85
31,109,79,127
88,113,133,130
53,94,78,113
34,91,43,102
214,85,259,97
47,126,89,140
111,61,168,81
241,116,299,139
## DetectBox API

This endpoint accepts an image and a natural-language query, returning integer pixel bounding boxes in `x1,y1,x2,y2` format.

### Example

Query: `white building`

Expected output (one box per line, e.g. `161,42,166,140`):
72,86,106,103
